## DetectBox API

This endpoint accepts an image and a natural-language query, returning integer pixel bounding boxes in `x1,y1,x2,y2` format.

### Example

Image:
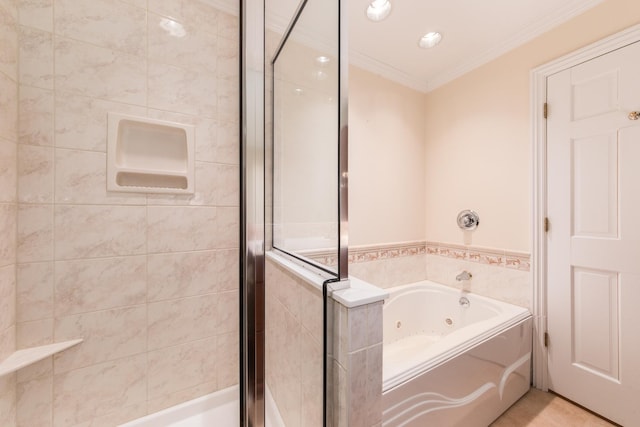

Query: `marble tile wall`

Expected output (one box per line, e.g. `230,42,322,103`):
425,242,531,309
265,257,324,427
266,255,385,427
12,1,239,426
425,253,531,309
0,0,18,425
345,241,531,309
308,241,428,287
333,301,383,427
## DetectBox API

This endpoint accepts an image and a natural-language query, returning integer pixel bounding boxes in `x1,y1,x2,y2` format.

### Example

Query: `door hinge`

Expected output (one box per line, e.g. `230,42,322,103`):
543,102,548,119
544,217,550,232
544,332,550,347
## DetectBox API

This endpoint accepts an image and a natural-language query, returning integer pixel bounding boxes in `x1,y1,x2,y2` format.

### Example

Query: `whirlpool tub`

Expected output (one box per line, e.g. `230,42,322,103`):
382,281,532,427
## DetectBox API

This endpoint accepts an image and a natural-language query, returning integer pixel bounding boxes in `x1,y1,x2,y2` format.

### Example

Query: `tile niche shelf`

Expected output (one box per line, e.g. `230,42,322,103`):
0,339,83,378
107,113,195,194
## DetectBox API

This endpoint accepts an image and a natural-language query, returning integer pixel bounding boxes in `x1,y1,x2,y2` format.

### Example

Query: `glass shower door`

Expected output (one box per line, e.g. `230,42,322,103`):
271,0,341,274
264,0,347,425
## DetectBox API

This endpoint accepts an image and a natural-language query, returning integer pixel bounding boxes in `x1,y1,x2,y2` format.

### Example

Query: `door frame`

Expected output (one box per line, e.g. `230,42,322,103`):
530,23,640,390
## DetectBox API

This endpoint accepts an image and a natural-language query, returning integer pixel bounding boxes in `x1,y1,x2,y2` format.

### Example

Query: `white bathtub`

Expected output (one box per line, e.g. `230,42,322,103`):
382,281,532,427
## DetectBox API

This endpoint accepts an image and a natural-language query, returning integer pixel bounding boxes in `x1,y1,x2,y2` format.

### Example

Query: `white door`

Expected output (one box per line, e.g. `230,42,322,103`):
547,40,640,426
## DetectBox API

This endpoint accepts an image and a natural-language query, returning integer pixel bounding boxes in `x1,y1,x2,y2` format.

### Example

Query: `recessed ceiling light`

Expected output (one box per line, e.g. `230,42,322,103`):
316,56,330,66
366,0,391,22
419,32,442,49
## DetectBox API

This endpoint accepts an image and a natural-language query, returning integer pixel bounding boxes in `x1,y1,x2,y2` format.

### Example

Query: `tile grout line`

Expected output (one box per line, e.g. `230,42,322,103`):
50,2,56,427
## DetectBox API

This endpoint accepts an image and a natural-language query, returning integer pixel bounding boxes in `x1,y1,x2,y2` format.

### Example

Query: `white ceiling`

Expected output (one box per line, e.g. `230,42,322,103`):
215,0,605,93
348,0,604,92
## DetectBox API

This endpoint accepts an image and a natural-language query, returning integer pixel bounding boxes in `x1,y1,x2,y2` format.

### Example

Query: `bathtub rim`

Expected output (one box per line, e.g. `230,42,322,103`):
382,280,532,392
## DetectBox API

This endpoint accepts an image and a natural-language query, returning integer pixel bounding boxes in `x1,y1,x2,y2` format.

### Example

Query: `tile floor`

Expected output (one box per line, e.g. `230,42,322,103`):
491,388,618,426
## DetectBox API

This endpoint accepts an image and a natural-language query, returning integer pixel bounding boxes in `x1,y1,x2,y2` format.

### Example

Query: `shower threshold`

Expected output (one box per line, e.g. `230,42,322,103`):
119,385,285,427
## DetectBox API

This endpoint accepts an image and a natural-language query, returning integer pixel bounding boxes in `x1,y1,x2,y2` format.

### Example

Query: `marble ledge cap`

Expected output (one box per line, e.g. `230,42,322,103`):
332,276,388,308
265,251,388,307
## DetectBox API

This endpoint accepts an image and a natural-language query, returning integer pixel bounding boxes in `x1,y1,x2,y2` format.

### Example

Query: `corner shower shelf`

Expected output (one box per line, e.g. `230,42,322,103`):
0,339,83,378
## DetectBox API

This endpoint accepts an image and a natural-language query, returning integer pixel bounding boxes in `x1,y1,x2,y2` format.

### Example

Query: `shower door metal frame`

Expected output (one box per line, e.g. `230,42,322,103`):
337,0,349,282
269,0,349,281
241,0,348,425
240,0,265,426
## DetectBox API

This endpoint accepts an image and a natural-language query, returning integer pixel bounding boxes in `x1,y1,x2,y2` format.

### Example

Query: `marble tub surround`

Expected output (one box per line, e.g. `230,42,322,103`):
308,241,428,288
333,300,384,427
0,0,18,424
12,0,240,426
315,241,531,308
266,252,386,427
425,242,531,309
426,242,531,272
266,255,325,427
326,273,387,426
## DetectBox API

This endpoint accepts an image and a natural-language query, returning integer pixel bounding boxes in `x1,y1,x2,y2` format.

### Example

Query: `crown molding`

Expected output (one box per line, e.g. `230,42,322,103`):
425,0,605,92
265,7,430,92
230,0,604,94
349,51,429,92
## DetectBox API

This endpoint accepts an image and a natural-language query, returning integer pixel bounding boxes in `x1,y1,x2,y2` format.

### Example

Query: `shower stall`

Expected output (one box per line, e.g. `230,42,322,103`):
247,0,356,424
0,0,243,425
0,0,371,426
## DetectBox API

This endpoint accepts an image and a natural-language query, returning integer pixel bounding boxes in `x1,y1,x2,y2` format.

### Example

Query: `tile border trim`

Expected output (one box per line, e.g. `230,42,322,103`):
426,242,531,272
304,241,531,272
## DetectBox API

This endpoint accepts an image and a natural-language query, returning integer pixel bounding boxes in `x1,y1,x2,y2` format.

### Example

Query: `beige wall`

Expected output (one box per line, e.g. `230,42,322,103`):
8,1,239,426
424,0,640,252
349,66,426,246
0,0,18,424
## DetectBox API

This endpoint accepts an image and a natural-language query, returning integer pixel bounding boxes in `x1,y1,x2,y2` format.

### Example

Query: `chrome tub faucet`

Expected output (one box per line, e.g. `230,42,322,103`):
456,271,472,281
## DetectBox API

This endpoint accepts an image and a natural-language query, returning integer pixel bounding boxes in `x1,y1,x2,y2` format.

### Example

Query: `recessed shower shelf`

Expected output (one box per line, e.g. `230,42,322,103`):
0,339,83,378
107,113,195,194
